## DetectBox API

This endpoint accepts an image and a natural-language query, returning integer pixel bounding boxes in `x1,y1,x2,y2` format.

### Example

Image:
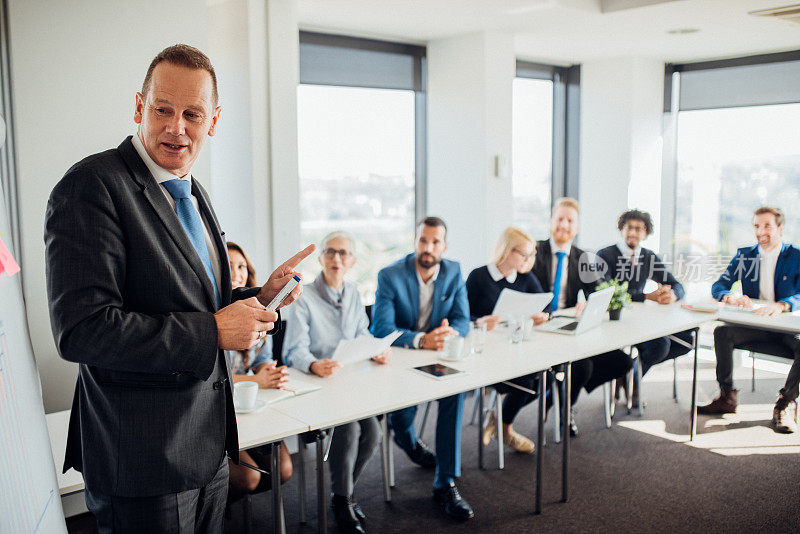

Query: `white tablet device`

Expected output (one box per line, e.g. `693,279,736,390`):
412,363,464,380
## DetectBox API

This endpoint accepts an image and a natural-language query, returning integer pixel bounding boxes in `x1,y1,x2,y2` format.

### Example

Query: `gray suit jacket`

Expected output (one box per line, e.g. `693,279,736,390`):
45,136,260,497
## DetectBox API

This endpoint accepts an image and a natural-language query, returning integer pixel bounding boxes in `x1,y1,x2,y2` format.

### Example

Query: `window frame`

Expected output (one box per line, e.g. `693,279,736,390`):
661,49,800,258
299,31,427,221
514,60,580,206
0,0,19,267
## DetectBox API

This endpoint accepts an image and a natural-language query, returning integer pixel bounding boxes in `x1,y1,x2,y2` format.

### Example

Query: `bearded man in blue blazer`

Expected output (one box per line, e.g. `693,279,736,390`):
699,206,800,434
370,216,473,521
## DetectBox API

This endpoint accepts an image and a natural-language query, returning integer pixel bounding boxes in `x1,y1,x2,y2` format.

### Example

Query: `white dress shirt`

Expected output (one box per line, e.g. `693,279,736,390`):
758,243,782,303
488,263,517,283
549,238,572,309
413,264,440,348
616,240,642,265
132,133,223,296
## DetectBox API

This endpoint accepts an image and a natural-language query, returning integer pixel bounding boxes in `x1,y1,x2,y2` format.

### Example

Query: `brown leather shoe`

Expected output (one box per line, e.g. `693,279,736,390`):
770,395,798,434
697,388,738,414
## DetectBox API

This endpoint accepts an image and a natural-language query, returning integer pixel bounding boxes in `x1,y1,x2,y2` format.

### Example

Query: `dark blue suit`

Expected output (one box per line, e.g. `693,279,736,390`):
712,244,800,310
370,253,469,481
710,243,800,399
597,245,687,375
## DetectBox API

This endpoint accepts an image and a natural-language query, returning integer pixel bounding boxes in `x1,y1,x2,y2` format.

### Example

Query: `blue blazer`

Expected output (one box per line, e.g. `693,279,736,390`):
711,243,800,311
370,253,470,348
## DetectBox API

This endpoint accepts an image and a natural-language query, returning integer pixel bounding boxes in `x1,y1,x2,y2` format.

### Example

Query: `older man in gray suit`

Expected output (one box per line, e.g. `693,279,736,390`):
45,44,313,532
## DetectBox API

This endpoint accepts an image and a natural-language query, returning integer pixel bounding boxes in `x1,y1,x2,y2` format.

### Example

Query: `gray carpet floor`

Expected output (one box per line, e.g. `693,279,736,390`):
68,351,800,533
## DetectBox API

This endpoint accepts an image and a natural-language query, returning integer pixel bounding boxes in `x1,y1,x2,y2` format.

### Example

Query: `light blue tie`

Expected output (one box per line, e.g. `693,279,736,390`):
551,251,567,311
162,179,221,309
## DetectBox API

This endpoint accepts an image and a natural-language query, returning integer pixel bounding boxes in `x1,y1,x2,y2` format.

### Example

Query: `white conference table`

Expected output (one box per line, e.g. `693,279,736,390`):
717,307,800,334
269,301,710,529
46,302,710,533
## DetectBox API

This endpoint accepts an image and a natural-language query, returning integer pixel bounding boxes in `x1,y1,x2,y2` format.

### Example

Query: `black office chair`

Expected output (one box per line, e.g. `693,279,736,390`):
735,340,794,392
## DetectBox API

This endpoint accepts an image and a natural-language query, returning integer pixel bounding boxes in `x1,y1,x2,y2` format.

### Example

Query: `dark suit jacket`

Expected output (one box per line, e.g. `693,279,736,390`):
531,239,596,312
711,243,800,311
369,253,470,348
596,245,685,302
45,137,260,497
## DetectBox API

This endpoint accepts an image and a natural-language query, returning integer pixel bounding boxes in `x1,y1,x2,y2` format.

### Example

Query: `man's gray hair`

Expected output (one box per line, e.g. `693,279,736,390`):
319,231,356,255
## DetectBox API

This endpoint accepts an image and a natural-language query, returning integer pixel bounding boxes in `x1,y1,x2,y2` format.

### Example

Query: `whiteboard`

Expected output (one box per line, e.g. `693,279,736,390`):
0,184,67,532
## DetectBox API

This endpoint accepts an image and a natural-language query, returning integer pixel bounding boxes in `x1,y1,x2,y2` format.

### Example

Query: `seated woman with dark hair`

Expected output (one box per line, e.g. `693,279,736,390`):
225,242,293,496
465,227,549,454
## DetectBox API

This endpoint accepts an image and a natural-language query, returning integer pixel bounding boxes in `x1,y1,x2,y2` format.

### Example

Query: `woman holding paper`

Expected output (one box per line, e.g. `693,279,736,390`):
225,242,294,496
465,227,548,453
283,231,389,534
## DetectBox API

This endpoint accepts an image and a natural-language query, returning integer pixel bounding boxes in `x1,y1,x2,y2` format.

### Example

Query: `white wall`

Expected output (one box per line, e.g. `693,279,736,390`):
207,0,300,276
9,0,300,412
579,57,664,251
8,0,211,413
427,32,515,276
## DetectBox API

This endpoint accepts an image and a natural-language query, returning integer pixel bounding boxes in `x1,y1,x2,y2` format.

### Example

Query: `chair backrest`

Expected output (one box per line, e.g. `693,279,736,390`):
272,320,287,366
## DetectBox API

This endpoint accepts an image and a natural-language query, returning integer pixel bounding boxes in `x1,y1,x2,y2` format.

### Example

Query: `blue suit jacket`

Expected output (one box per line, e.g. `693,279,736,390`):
711,243,800,311
370,253,470,348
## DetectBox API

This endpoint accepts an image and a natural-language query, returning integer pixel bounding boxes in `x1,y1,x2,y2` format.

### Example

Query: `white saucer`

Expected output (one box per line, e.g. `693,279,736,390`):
234,399,267,414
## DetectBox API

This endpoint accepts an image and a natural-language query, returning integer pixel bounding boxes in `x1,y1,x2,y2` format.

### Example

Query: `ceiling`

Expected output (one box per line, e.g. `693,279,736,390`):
296,0,800,65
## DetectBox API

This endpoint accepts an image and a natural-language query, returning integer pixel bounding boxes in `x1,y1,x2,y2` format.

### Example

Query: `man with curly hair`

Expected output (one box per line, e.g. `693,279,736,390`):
596,209,689,404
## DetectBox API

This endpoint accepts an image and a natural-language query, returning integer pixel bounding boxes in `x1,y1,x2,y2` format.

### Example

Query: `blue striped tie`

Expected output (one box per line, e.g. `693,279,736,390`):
551,251,567,311
162,179,221,309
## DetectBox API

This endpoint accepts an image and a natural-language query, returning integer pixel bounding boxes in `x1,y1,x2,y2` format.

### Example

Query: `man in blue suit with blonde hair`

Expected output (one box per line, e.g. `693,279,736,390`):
699,206,800,434
370,216,473,521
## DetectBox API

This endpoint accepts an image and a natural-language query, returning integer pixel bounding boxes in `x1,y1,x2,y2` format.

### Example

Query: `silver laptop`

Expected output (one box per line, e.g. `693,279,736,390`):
536,286,615,335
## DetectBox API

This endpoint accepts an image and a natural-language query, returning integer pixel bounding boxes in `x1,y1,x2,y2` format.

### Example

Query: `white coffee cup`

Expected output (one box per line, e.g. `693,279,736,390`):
523,317,535,340
442,336,465,361
234,381,259,411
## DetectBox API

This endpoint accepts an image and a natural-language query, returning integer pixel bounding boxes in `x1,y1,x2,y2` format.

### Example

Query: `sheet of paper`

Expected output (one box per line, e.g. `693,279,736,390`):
332,331,401,365
492,289,553,318
0,235,20,276
260,388,295,406
283,377,320,396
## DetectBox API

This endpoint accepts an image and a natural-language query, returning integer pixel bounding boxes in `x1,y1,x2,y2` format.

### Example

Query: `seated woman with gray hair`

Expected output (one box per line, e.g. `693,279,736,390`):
282,231,390,534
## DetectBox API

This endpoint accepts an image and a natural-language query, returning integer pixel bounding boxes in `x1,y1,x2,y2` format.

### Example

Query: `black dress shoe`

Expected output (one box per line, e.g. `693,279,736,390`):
403,439,436,468
432,482,474,521
331,494,366,534
569,410,578,437
352,500,366,523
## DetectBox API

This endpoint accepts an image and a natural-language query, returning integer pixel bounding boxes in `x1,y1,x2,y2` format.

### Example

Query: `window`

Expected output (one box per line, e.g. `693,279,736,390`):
297,85,416,300
674,103,800,301
513,61,580,239
665,52,800,301
512,77,553,236
297,32,425,303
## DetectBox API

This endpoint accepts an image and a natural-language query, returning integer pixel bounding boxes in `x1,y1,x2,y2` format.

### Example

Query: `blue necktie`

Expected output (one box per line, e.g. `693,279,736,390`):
162,179,221,309
551,251,567,311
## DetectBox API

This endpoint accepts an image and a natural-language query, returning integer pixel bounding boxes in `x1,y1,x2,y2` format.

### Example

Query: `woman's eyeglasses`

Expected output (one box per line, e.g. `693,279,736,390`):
512,248,533,261
323,248,352,259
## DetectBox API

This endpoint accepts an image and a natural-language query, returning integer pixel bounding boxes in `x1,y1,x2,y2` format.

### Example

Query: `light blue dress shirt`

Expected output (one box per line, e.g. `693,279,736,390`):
225,337,273,375
282,273,370,373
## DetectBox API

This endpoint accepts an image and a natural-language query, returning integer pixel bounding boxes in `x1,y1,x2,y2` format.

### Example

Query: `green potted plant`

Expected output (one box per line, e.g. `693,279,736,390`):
595,280,631,320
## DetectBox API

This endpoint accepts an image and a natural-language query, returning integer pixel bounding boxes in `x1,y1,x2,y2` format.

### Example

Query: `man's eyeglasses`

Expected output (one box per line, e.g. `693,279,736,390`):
323,248,352,259
512,248,533,261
